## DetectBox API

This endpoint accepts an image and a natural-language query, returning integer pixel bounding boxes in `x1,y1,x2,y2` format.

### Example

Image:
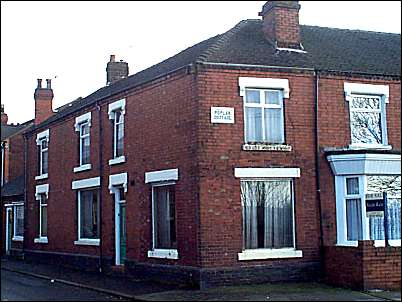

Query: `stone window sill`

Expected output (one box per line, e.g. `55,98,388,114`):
73,164,92,173
242,143,292,152
238,248,302,261
34,237,48,244
35,174,48,181
109,156,126,166
348,144,392,151
74,239,100,246
148,249,178,260
12,236,23,242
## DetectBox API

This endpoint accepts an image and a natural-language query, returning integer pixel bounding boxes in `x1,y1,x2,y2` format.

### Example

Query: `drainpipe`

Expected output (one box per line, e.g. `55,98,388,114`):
314,70,325,278
97,102,103,272
23,134,28,259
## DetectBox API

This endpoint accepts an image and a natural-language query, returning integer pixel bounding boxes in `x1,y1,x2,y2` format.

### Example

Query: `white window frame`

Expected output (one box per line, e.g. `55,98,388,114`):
11,203,24,241
74,188,100,246
239,77,289,145
148,181,178,260
328,153,401,247
335,175,401,247
243,88,285,143
35,129,50,180
74,112,92,172
234,167,302,260
34,187,48,244
108,99,126,166
72,177,100,245
344,82,391,150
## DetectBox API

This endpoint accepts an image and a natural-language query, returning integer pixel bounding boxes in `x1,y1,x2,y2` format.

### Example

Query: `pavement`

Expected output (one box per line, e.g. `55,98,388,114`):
1,257,401,301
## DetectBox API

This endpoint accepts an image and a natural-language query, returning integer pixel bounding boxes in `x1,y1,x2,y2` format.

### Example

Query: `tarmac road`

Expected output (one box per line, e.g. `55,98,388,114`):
1,269,127,301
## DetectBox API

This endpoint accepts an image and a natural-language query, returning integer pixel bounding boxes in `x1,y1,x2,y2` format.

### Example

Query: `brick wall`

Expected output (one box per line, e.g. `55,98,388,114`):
317,74,401,247
325,241,401,290
25,69,200,268
196,67,321,269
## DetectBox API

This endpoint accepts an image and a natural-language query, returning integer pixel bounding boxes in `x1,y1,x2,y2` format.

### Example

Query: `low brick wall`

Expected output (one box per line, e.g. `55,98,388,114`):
325,240,401,290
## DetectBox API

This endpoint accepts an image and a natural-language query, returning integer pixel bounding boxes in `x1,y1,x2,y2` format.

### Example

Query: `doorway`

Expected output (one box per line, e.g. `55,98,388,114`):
5,207,12,255
114,187,126,265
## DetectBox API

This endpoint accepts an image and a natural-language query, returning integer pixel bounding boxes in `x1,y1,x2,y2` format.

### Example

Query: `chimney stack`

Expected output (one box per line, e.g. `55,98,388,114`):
34,78,54,125
1,104,8,125
106,55,129,85
259,1,303,50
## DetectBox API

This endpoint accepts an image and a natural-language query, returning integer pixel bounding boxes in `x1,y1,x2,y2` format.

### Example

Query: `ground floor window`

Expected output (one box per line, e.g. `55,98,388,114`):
39,194,47,238
14,205,24,238
339,175,401,245
240,179,294,250
78,189,100,240
152,184,176,250
366,176,401,241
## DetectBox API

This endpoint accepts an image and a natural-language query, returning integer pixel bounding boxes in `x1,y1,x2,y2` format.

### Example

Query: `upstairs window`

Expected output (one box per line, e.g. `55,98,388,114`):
113,109,124,158
79,121,90,165
74,112,92,172
349,94,386,146
244,89,285,144
344,82,390,149
108,99,126,165
35,129,49,179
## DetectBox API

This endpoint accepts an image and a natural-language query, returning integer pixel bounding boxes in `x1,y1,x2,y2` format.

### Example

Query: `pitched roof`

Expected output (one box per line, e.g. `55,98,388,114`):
31,19,401,131
1,174,24,197
1,120,33,141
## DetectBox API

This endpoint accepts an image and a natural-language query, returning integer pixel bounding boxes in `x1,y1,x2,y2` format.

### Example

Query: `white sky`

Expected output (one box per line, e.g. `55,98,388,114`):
1,1,401,124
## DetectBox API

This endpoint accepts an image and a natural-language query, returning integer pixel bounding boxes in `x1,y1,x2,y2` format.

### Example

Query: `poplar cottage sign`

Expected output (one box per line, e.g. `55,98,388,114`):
211,107,235,124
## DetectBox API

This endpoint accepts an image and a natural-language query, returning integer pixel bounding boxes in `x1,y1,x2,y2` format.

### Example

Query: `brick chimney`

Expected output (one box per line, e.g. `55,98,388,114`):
259,1,303,50
106,55,129,85
34,78,54,125
1,104,8,125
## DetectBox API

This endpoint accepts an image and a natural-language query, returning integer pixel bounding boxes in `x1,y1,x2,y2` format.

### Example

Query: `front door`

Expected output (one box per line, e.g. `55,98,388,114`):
114,187,126,265
5,207,12,255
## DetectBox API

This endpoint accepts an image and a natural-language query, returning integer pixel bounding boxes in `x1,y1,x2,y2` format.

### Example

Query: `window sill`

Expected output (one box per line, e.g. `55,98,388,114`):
109,156,125,166
74,239,100,246
73,164,92,173
348,144,392,151
238,248,302,261
336,241,359,247
148,249,178,260
35,174,48,180
373,239,401,247
34,237,48,244
12,236,23,242
242,143,292,152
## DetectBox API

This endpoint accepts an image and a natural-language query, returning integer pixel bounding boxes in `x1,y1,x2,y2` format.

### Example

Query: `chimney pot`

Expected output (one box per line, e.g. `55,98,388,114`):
46,79,52,89
110,55,115,62
1,104,8,125
37,78,42,88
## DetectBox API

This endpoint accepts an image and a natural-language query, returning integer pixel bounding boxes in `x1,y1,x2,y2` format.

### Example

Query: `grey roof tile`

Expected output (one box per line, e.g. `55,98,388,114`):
30,20,400,132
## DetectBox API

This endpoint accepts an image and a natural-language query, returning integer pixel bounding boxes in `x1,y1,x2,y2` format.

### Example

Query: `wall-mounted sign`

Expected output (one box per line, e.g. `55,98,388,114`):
211,107,234,124
365,193,385,213
242,144,292,152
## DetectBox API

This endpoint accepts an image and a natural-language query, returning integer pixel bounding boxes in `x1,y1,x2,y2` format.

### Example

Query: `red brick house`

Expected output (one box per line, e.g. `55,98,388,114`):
1,105,33,256
19,1,402,290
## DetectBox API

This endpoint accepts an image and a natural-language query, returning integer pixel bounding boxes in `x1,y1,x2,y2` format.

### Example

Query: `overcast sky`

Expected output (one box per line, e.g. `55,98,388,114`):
1,1,401,124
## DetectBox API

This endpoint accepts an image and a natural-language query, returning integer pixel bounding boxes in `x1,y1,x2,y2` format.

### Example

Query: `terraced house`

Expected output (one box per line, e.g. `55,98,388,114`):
16,1,402,290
